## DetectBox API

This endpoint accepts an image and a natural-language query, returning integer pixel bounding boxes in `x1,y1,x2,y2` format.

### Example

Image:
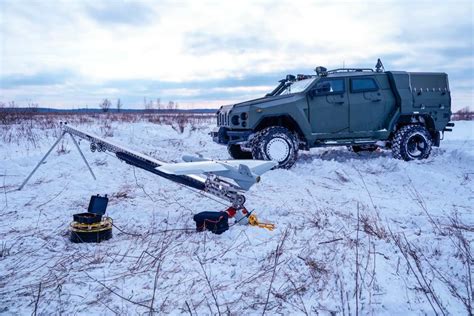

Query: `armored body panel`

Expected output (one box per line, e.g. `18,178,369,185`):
211,62,453,168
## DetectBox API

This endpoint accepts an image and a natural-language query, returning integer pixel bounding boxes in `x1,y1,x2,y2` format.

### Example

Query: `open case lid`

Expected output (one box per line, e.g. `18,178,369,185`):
88,194,108,215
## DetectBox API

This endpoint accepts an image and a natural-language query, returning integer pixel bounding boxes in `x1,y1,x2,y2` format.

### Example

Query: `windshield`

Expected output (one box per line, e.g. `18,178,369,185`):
278,78,315,95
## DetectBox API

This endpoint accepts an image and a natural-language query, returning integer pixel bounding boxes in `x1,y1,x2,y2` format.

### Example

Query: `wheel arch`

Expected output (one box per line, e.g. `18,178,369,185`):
253,115,308,149
393,114,435,131
392,115,439,146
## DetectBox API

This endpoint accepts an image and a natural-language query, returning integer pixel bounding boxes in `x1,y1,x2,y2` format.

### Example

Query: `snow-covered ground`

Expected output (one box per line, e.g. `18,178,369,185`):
0,116,473,315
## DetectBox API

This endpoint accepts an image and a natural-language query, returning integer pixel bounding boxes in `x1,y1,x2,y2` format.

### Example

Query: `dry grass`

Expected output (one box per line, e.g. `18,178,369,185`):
0,111,215,146
360,213,389,241
1,110,471,314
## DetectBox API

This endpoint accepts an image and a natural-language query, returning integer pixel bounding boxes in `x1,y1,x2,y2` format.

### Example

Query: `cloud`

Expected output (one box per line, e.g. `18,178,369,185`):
185,32,273,55
437,46,474,60
85,1,155,26
0,0,472,110
1,70,75,88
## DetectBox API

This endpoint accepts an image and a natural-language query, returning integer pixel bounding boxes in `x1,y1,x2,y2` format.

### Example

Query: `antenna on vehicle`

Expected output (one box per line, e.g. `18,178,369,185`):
375,58,385,72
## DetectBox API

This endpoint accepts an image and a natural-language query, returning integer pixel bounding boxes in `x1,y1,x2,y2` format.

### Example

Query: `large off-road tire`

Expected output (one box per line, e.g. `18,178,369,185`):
227,144,252,159
350,145,378,153
250,126,298,169
392,125,432,161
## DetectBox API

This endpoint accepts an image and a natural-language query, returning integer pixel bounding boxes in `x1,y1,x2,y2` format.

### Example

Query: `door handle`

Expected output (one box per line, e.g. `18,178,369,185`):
371,98,382,102
327,94,345,104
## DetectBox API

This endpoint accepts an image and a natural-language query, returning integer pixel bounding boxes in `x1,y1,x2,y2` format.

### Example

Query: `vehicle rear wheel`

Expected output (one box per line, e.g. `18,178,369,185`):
227,144,252,159
392,125,432,161
250,126,298,169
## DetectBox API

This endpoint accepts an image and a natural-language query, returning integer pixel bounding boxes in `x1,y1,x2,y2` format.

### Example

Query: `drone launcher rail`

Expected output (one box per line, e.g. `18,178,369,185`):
20,123,247,209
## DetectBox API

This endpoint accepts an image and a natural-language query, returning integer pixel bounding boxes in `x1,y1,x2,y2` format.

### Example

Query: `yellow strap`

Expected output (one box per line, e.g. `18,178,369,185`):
248,214,275,231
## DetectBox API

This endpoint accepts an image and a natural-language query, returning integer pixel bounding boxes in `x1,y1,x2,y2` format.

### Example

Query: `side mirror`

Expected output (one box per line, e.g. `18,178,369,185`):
315,82,331,94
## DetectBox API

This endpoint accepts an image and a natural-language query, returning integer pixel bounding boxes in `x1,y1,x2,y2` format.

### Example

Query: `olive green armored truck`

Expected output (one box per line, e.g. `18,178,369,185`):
211,60,454,168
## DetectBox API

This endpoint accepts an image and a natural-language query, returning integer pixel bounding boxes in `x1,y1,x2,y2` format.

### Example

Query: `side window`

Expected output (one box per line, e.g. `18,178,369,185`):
314,79,345,95
350,77,379,93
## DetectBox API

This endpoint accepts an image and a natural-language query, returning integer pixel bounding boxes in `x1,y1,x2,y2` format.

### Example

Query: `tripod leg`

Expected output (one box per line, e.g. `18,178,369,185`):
18,131,66,190
69,133,96,181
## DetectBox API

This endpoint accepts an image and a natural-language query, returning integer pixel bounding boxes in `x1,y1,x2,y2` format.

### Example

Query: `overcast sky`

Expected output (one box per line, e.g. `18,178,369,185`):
0,0,473,110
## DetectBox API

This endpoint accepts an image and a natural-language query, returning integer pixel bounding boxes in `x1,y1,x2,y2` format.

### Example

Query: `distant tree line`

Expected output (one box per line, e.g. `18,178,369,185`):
98,97,179,113
451,107,474,121
0,101,38,111
143,97,179,112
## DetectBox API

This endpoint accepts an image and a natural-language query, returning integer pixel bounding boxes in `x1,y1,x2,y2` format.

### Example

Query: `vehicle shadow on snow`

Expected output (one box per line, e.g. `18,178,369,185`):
297,147,392,163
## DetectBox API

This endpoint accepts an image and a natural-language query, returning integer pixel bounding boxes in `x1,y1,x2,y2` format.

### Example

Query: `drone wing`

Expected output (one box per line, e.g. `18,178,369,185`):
157,161,227,175
156,159,277,191
221,160,277,176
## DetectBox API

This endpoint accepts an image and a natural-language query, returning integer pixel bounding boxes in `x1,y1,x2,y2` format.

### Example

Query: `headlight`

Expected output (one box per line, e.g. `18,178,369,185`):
231,115,240,125
240,112,248,120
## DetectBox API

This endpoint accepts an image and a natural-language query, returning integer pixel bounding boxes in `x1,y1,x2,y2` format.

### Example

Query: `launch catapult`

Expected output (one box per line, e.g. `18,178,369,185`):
19,123,276,233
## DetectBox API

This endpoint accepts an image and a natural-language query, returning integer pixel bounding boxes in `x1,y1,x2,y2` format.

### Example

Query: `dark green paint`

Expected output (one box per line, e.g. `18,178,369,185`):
214,66,452,149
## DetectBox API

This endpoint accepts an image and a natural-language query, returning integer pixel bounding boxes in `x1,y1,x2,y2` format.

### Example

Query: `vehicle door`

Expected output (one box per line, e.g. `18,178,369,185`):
308,78,349,135
348,76,386,133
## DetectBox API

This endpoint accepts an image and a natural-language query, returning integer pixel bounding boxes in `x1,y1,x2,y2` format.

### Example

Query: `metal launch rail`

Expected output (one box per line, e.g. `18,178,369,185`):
19,123,247,209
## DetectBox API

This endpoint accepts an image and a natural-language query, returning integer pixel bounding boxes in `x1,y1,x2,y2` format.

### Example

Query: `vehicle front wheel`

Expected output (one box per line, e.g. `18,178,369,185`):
250,126,298,169
392,125,432,161
227,144,252,159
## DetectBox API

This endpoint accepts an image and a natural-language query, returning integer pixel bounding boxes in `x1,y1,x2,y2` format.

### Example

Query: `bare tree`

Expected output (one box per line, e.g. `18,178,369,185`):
453,107,473,121
116,98,122,113
144,98,154,112
100,98,111,113
167,101,176,111
28,102,39,113
156,98,161,110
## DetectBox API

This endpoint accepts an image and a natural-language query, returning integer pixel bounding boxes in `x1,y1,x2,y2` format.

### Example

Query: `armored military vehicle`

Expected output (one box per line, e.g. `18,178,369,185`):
212,60,454,168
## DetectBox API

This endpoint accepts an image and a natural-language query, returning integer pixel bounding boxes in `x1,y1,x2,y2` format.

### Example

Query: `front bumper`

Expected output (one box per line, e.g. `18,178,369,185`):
211,126,252,145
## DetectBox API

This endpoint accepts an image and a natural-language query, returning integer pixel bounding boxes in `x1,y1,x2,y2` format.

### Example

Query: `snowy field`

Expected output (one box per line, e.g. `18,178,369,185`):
0,115,473,315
